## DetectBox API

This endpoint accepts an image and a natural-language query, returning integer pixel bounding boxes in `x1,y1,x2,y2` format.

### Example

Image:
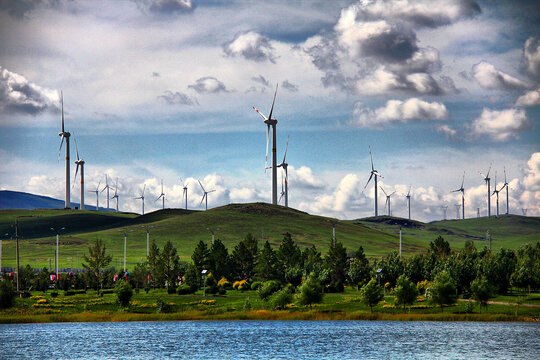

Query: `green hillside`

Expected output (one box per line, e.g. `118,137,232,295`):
0,204,538,271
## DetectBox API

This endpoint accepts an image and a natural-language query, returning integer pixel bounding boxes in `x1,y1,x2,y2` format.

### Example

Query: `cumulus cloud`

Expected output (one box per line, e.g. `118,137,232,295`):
351,98,448,128
222,31,276,63
158,90,198,105
522,36,540,79
471,108,530,141
281,80,298,92
436,124,457,138
472,61,530,90
515,88,540,107
288,166,325,190
188,77,229,94
138,0,195,14
520,152,540,215
0,66,59,115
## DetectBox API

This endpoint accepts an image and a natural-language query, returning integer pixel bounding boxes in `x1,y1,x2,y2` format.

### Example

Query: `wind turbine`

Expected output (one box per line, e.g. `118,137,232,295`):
405,185,412,220
58,91,71,209
451,171,465,220
491,172,506,218
362,146,383,216
156,179,165,209
253,84,279,205
111,177,119,212
180,178,188,210
503,167,509,215
380,185,396,216
441,205,448,220
89,180,101,211
454,204,461,220
279,171,285,205
73,136,85,210
198,180,215,211
276,135,289,207
101,174,111,210
135,184,146,215
479,164,492,217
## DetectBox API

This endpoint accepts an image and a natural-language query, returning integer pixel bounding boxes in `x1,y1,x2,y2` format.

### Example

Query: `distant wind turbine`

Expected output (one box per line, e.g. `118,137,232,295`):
380,185,396,216
362,145,383,216
73,136,85,210
135,184,146,215
180,178,188,210
253,84,279,205
491,172,506,218
441,205,448,220
101,174,111,210
522,208,528,216
156,179,165,209
479,164,492,217
405,185,412,220
503,167,510,215
111,177,119,212
58,91,71,209
276,135,289,207
89,180,101,211
198,180,215,211
455,204,461,220
451,171,465,220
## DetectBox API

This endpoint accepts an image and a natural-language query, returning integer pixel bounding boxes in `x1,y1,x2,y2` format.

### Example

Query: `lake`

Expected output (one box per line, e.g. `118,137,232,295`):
1,321,539,359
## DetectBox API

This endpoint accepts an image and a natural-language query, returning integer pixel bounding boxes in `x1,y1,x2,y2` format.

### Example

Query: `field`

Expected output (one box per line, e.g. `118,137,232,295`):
0,204,538,270
1,287,539,324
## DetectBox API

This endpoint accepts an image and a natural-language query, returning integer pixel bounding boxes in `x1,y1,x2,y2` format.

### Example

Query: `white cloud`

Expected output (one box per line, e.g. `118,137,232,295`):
520,152,540,215
222,31,276,63
436,124,457,137
351,98,448,128
522,36,540,79
188,77,229,94
515,88,540,107
158,90,198,105
472,61,529,90
471,108,530,141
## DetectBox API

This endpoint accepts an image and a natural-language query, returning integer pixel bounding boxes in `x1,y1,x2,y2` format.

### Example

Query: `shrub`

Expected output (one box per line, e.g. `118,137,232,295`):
270,286,294,310
167,286,176,295
360,279,384,313
429,271,457,312
114,281,133,308
464,300,475,314
251,281,262,290
243,297,252,311
296,273,324,307
177,284,193,295
217,277,230,288
394,275,418,310
50,291,58,298
258,280,281,301
156,299,171,313
0,279,16,309
64,290,76,296
471,277,495,313
417,280,430,295
233,280,249,291
144,286,150,294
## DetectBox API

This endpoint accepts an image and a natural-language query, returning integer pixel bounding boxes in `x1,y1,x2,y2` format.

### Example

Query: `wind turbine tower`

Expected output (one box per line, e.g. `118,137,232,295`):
479,165,492,217
73,137,85,210
135,184,146,215
90,180,101,211
406,185,412,220
441,205,448,220
362,146,383,216
101,175,111,210
492,172,506,218
503,167,509,215
111,177,119,212
277,136,289,207
380,185,396,216
451,171,465,219
156,179,166,209
253,84,279,205
198,180,215,211
180,178,188,210
455,204,461,220
58,91,71,209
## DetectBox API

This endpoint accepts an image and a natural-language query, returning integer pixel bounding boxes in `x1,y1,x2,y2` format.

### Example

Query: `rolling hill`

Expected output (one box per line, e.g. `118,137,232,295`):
0,202,538,271
0,190,114,211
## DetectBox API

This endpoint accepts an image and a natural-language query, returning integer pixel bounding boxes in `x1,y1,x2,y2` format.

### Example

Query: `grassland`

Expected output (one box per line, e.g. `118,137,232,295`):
0,204,538,270
1,288,538,324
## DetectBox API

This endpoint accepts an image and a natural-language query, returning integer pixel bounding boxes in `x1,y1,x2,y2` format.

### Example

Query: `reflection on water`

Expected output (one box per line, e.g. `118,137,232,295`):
0,321,539,359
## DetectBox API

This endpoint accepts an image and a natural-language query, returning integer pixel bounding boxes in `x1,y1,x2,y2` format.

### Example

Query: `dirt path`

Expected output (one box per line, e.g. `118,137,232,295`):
458,299,540,308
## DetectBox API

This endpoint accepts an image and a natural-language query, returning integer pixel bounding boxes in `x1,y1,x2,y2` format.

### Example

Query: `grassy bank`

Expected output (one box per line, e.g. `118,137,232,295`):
1,288,538,324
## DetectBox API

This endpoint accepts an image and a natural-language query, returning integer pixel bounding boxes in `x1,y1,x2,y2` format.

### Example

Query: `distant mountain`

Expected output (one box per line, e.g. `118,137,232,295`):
0,190,111,211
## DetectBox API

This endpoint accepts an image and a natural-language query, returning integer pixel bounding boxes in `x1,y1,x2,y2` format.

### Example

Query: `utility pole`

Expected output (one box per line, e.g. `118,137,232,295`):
399,226,402,258
50,227,65,282
15,219,20,294
207,228,220,245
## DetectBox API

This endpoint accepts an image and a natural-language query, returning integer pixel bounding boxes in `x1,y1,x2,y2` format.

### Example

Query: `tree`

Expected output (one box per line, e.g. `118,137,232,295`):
83,239,112,295
303,245,322,275
131,262,148,289
394,275,418,310
478,248,516,294
324,240,348,291
0,279,16,309
161,240,180,290
278,232,302,271
511,243,540,294
377,251,404,288
296,273,324,307
347,258,371,290
430,236,451,258
404,254,425,285
147,240,162,288
208,239,231,281
184,263,200,293
232,241,255,281
114,280,133,308
470,277,494,313
360,279,384,313
192,240,209,286
429,270,457,312
255,241,279,281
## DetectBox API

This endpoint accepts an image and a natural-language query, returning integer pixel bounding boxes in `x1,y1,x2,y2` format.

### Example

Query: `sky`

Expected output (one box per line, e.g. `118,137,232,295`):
0,0,539,222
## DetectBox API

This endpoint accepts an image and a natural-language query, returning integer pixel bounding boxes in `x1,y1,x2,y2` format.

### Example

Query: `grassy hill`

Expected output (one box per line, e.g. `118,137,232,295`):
0,204,538,270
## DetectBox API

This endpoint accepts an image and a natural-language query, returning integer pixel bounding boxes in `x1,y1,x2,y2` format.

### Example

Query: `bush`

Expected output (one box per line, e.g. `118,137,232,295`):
429,271,457,312
243,297,252,311
114,281,133,308
258,280,281,301
270,286,293,310
233,280,249,291
217,277,230,289
296,273,324,307
50,291,58,298
156,298,171,313
360,279,384,313
144,286,150,294
0,279,16,309
64,290,76,296
394,275,418,310
167,286,176,295
177,284,193,295
251,281,262,290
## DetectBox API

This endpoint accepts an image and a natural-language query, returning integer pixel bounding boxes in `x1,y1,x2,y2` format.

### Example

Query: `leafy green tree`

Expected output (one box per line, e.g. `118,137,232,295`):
470,277,494,313
302,245,322,276
114,280,133,308
360,279,384,313
377,251,404,288
208,239,231,281
192,240,209,286
404,254,425,285
278,232,302,271
0,279,16,309
184,263,200,293
258,280,281,301
161,240,181,290
347,258,371,290
270,285,294,310
32,267,51,292
394,275,418,310
444,252,477,296
430,236,451,258
284,266,303,287
324,240,348,292
147,240,162,288
255,241,280,281
296,273,324,307
19,264,34,291
511,243,540,294
429,270,457,312
82,239,112,295
478,248,516,294
232,240,256,281
131,262,148,289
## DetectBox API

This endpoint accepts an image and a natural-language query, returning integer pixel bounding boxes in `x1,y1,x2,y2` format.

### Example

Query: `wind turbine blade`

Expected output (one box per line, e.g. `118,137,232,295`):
268,83,278,120
486,163,492,178
198,180,206,192
407,185,411,196
380,185,387,196
96,179,101,191
161,179,163,193
142,184,146,196
283,135,289,163
73,164,80,186
74,135,80,161
461,171,465,189
200,193,206,205
362,173,374,192
208,189,216,193
253,106,267,120
115,178,118,196
390,191,396,196
61,90,64,133
369,145,374,171
58,134,65,159
504,167,507,184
